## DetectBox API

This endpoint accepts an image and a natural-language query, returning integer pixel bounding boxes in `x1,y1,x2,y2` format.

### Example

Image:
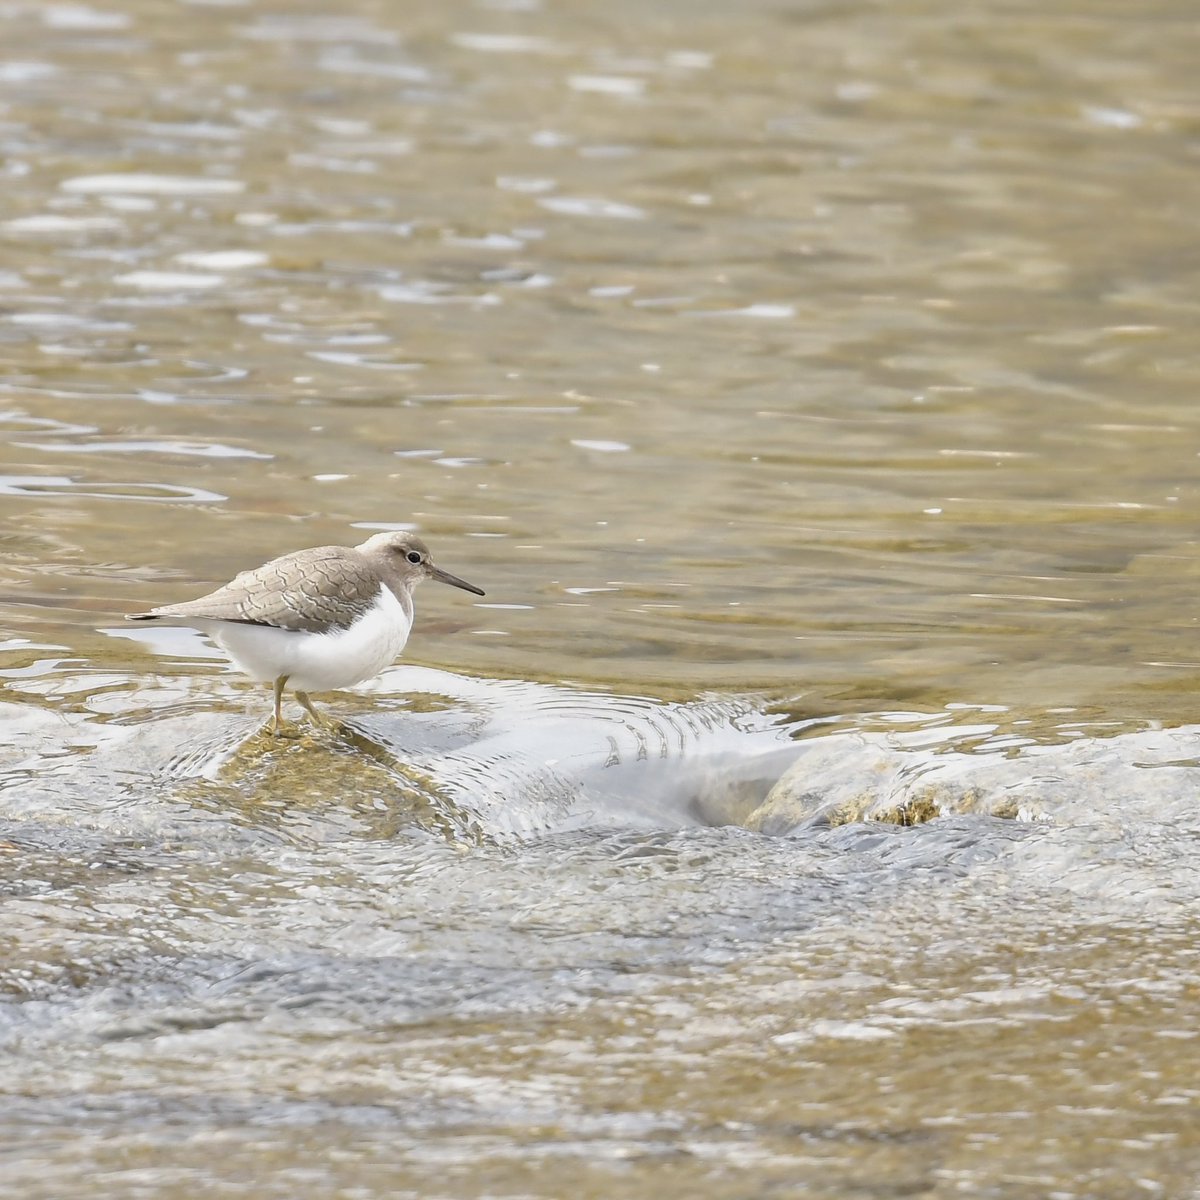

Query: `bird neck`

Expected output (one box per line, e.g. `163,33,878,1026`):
381,580,415,628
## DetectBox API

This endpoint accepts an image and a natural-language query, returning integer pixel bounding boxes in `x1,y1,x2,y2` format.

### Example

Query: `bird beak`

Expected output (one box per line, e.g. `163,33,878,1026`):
428,563,485,596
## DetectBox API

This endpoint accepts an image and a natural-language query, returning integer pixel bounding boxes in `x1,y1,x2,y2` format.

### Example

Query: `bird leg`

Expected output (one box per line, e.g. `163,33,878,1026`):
272,675,290,737
296,690,339,731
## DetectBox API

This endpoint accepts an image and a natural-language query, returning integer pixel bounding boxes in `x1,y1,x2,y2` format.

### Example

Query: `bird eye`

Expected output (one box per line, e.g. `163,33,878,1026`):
406,550,423,564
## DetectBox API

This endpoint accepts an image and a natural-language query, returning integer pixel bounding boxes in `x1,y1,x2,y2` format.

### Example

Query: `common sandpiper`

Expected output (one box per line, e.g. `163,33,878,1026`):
127,530,484,734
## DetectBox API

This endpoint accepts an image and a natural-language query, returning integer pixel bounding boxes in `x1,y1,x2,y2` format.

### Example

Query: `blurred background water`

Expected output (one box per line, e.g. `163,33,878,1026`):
2,0,1200,1196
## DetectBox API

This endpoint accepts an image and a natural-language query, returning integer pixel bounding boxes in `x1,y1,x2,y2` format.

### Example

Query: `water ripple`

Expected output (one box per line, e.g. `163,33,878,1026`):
13,439,271,459
537,196,647,220
0,475,226,503
60,174,245,196
114,270,225,291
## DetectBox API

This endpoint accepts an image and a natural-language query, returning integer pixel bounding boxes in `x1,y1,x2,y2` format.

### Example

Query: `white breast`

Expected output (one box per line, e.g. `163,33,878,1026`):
190,586,414,693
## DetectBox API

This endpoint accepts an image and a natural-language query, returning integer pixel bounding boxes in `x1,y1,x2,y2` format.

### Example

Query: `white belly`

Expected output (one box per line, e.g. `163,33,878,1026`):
189,589,413,692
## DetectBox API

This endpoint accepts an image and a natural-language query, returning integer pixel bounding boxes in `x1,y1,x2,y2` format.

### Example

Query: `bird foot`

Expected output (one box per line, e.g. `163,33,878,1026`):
295,692,344,734
305,712,344,733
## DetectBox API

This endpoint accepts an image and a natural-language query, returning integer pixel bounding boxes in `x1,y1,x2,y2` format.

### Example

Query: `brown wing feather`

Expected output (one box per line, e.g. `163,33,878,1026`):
128,546,381,633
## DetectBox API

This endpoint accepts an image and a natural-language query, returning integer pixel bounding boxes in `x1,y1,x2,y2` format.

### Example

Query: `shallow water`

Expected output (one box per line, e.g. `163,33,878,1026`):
3,0,1200,1196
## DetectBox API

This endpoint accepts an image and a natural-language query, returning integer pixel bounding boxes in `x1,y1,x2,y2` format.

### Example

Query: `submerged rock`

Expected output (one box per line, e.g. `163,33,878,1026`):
748,723,1200,836
5,668,1200,848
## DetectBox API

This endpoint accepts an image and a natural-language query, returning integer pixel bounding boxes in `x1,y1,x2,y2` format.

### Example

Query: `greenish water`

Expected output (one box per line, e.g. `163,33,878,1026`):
3,0,1200,1195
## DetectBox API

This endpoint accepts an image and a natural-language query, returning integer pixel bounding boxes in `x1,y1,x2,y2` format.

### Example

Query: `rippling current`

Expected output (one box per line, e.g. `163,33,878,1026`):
3,0,1200,1196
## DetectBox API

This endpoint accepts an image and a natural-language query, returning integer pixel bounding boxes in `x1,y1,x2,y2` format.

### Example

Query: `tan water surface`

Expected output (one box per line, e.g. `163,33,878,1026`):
2,0,1200,1196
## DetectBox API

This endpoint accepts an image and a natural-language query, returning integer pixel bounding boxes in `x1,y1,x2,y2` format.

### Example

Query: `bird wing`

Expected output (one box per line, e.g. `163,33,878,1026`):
129,545,381,634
